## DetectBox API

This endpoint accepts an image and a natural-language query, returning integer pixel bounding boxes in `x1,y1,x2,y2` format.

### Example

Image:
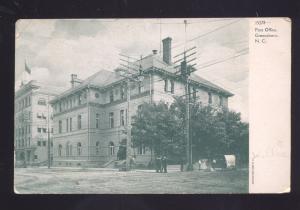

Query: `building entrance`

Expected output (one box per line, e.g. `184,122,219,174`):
117,139,127,160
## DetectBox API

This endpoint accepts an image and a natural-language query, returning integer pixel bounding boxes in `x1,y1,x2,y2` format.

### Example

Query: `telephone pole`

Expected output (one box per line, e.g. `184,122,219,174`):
47,95,51,168
173,20,197,171
119,54,144,171
125,78,132,170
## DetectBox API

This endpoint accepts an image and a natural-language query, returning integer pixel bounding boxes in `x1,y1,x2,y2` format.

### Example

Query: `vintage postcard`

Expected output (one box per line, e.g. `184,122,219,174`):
14,18,290,194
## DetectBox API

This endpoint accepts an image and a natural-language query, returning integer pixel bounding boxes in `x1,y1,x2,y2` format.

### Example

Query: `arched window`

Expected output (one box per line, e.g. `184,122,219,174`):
66,142,70,156
96,141,100,155
109,142,115,155
77,142,82,156
69,144,73,156
58,144,62,157
96,113,100,129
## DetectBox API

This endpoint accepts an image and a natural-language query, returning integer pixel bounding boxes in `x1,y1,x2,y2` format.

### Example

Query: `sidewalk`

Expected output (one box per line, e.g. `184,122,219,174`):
26,165,182,173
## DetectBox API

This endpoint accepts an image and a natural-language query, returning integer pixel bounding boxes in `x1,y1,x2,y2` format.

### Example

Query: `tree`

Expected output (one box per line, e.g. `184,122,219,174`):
132,97,249,166
132,101,184,161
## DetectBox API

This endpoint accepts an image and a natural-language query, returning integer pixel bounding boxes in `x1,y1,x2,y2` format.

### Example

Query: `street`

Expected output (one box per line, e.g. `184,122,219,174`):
14,167,248,194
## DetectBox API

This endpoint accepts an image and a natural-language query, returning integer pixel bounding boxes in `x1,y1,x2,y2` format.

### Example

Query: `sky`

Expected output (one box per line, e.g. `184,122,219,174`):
15,18,249,121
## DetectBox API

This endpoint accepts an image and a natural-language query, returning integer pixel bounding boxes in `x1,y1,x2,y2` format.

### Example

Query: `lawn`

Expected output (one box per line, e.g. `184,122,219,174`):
14,167,248,194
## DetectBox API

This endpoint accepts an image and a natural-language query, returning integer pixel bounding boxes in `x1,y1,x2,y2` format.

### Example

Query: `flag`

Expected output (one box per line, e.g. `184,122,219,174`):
25,61,31,74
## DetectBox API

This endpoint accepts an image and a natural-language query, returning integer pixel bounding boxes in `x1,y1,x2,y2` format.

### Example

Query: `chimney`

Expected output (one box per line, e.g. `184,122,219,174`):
152,50,158,55
71,74,82,88
162,37,172,64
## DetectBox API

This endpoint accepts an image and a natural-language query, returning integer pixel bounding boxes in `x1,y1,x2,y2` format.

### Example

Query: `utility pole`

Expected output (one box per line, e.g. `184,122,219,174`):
125,78,132,171
119,54,144,171
173,20,197,171
47,94,51,168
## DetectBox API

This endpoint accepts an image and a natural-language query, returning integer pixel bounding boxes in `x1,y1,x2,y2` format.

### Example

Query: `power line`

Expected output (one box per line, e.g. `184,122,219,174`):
197,51,248,72
172,19,242,49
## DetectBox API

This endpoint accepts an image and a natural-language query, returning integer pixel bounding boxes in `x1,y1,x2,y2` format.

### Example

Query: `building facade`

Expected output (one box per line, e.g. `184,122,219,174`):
50,37,233,167
14,80,61,166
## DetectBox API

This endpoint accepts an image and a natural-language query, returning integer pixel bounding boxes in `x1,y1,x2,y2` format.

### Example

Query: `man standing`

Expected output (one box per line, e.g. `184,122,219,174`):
162,156,167,173
180,157,185,172
155,156,161,173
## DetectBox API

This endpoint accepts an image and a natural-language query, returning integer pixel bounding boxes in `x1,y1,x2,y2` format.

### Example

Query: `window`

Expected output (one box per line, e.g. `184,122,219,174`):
37,113,42,119
193,87,197,100
170,80,175,93
34,155,38,160
78,94,82,105
66,142,70,156
69,145,72,156
96,141,100,155
137,105,143,118
42,141,46,146
109,90,114,103
59,102,62,112
77,115,82,129
164,79,168,92
138,104,143,111
138,82,144,94
37,128,42,133
51,128,53,133
95,92,99,98
28,96,31,105
219,95,223,106
138,144,146,155
59,120,62,133
96,113,100,129
38,98,46,106
58,144,62,156
208,92,212,104
66,118,69,132
70,118,72,131
77,142,82,156
37,141,41,146
109,112,114,128
120,86,125,100
42,128,47,133
120,110,125,126
109,142,115,155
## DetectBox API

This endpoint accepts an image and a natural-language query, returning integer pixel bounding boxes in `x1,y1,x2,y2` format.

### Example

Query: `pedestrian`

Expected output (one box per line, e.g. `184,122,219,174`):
162,156,167,173
129,156,134,169
180,157,184,172
155,156,161,173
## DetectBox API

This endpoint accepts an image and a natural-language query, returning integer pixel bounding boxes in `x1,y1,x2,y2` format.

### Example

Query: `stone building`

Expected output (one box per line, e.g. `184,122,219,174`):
14,80,62,166
50,37,233,167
